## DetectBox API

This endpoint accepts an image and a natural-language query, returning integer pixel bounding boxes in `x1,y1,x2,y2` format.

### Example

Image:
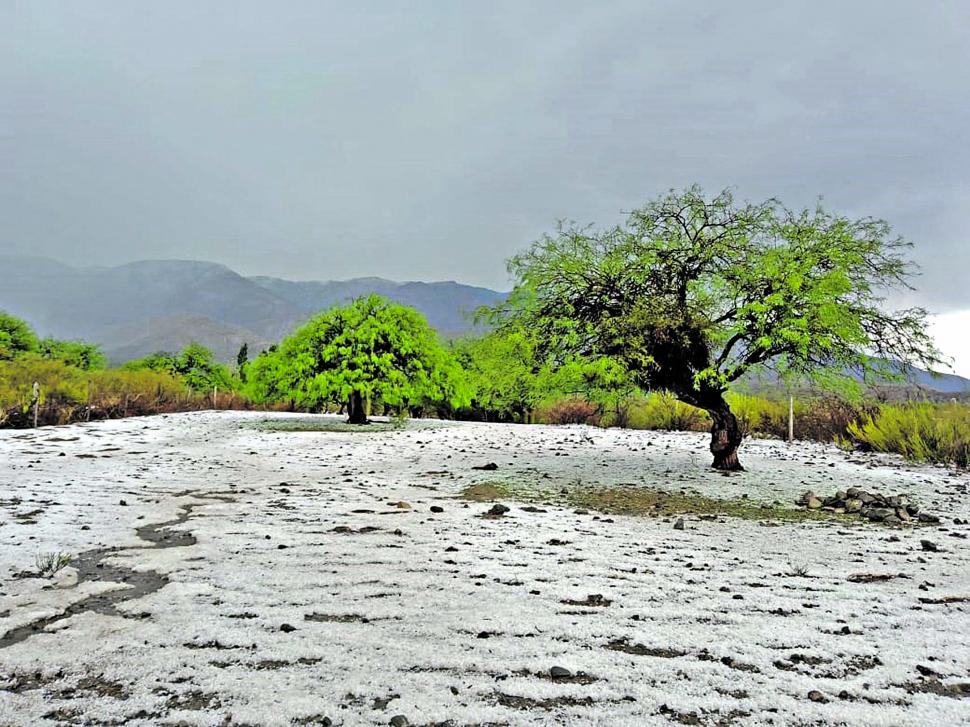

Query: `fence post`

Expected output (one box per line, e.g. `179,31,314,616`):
213,386,218,409
32,381,40,428
788,394,794,443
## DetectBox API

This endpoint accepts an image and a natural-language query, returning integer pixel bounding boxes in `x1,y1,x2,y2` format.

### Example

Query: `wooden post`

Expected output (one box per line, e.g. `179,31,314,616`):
32,381,40,428
213,386,218,409
788,394,794,443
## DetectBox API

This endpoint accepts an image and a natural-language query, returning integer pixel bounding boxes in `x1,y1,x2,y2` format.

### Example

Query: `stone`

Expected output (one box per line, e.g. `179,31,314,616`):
808,690,828,703
550,666,572,679
472,462,498,471
920,539,939,552
280,623,297,633
389,717,410,727
430,505,444,513
486,503,510,517
673,517,685,530
806,497,823,510
845,499,863,513
918,513,941,524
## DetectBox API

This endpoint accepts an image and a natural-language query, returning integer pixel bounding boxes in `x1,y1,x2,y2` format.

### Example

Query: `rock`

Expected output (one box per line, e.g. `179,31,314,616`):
845,499,863,513
808,690,828,703
52,566,78,589
280,623,297,633
920,539,939,552
550,666,572,679
430,505,444,513
917,664,941,678
389,716,410,727
883,515,902,526
798,490,816,505
673,517,685,530
918,513,941,524
472,462,498,471
806,497,823,510
486,504,510,517
390,501,411,509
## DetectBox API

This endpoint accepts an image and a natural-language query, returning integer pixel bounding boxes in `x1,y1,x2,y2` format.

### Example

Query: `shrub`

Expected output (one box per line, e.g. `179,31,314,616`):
627,392,709,432
846,402,970,468
534,398,600,425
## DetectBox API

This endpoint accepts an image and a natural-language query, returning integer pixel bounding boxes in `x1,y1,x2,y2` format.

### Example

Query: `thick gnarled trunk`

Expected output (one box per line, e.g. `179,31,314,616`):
346,390,369,425
707,400,743,471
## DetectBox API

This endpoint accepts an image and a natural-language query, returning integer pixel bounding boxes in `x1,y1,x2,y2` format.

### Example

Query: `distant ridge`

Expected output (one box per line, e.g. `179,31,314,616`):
0,256,505,363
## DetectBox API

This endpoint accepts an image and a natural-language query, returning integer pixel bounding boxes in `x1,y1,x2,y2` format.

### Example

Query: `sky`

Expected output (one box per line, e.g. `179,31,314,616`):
2,2,970,373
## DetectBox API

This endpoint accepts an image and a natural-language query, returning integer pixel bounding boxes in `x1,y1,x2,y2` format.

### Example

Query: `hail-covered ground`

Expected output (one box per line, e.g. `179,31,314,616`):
1,412,968,727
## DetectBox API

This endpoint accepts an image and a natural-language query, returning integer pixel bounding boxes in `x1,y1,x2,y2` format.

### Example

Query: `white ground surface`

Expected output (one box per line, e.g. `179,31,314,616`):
0,411,968,726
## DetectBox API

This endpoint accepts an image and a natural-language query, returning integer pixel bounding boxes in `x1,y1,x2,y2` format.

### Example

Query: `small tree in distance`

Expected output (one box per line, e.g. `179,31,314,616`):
495,186,941,470
247,295,468,423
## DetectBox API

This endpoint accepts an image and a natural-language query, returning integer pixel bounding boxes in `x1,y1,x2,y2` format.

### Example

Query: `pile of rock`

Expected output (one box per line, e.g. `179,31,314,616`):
797,487,940,525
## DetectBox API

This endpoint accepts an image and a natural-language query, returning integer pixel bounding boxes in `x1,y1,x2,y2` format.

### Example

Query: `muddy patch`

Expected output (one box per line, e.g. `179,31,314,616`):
0,492,234,650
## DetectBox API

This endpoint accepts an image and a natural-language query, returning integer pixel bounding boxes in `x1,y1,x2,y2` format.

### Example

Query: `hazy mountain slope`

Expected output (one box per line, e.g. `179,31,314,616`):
249,276,506,336
0,257,302,341
97,315,274,365
0,256,505,362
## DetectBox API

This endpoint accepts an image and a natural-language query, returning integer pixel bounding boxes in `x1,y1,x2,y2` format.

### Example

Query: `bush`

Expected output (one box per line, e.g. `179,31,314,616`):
627,392,709,432
534,398,599,425
846,402,970,468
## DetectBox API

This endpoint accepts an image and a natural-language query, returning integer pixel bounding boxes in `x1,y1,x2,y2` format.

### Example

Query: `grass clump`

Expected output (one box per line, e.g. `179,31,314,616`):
846,402,970,468
252,417,423,434
459,481,850,524
35,552,73,577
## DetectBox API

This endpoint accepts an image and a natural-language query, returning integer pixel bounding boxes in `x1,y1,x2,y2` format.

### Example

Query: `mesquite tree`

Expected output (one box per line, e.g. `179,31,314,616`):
497,186,940,470
247,295,468,423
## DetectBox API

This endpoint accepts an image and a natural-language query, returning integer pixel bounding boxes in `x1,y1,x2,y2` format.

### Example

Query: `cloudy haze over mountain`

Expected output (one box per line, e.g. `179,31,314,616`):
3,2,969,371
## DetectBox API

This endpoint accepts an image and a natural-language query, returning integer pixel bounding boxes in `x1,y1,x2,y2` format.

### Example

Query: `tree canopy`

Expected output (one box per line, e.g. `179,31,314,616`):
0,312,39,360
495,186,941,469
246,295,469,423
124,343,237,393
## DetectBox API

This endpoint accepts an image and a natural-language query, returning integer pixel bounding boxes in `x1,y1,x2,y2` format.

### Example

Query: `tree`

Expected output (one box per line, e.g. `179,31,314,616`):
248,295,469,423
496,186,940,470
236,342,249,382
455,329,541,422
0,312,39,360
124,344,237,393
38,338,108,370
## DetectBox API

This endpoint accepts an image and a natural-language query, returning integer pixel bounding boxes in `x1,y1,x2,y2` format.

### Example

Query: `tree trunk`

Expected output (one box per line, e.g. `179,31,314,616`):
346,390,369,425
707,398,743,471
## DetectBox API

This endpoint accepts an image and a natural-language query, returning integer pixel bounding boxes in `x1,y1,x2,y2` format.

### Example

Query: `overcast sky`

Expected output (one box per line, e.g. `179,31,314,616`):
3,1,970,366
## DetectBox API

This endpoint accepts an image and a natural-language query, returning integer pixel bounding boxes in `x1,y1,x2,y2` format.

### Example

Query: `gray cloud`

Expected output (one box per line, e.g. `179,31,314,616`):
3,1,969,310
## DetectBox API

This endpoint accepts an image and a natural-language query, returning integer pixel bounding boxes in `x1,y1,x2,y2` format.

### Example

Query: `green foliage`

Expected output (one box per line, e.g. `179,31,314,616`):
247,295,469,414
0,358,88,411
38,338,107,370
455,329,540,421
498,187,940,401
0,311,39,360
627,391,709,431
846,402,970,467
124,343,238,393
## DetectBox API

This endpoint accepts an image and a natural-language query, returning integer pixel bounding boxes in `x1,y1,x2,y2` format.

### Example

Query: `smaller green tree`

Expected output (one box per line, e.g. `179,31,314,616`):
236,342,249,382
248,295,468,423
38,338,108,370
456,329,540,422
0,312,39,360
124,344,237,393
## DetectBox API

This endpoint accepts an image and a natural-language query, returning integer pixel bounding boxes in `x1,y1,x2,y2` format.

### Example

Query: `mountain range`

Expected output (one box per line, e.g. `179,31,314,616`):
0,256,504,363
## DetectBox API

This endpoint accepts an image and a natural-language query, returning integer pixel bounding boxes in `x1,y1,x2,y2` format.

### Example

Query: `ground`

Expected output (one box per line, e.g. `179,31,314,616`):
1,412,968,727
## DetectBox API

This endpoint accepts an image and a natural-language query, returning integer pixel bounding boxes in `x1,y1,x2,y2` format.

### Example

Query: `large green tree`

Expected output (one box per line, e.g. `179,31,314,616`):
248,295,468,423
496,186,940,470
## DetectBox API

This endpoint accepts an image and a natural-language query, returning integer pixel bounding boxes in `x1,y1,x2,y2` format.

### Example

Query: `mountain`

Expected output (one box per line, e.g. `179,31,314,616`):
0,256,504,363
